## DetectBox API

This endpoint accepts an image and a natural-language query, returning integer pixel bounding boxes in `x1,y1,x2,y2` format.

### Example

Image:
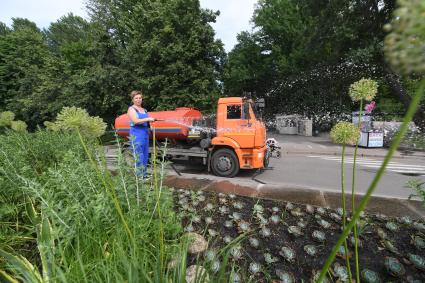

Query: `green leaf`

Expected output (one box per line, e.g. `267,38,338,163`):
0,270,20,283
25,197,39,224
36,214,55,281
0,250,43,283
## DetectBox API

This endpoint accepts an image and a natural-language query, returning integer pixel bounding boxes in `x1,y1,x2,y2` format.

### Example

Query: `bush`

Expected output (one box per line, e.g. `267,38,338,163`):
0,111,15,127
10,120,28,132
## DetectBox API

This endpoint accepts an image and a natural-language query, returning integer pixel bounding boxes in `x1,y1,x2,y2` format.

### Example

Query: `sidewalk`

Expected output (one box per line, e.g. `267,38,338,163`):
268,132,425,159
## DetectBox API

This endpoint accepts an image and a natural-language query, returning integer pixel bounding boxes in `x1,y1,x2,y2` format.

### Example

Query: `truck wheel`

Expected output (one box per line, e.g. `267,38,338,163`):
211,148,239,177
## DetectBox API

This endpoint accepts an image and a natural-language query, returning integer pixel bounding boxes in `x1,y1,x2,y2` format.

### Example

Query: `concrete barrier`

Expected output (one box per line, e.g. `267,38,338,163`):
276,115,312,136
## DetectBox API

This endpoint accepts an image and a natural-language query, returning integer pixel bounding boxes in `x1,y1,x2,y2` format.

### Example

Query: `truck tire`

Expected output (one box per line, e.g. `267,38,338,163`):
211,148,239,178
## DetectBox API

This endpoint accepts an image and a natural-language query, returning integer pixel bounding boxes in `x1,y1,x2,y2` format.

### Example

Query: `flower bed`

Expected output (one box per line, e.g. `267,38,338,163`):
172,189,425,282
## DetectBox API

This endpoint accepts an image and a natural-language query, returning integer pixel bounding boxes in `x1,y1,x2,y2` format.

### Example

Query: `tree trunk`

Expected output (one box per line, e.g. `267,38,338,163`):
383,67,425,130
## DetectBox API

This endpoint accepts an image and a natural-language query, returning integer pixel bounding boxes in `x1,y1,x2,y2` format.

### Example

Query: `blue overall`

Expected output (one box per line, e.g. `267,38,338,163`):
130,108,150,177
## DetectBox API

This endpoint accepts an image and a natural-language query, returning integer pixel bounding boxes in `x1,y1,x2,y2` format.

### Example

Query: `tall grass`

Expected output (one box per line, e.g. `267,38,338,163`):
0,129,185,282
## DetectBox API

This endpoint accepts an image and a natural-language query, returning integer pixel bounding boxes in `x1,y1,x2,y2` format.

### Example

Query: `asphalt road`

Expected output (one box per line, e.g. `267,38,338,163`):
260,154,425,199
167,131,425,200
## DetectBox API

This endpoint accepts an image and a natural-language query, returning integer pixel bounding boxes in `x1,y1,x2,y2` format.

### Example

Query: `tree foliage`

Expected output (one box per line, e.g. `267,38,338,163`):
87,0,225,112
0,18,49,127
223,31,276,97
1,0,422,130
224,0,424,129
35,14,127,124
0,0,225,129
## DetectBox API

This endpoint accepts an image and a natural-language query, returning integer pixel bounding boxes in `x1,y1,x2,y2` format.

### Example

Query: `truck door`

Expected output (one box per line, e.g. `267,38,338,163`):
222,103,255,148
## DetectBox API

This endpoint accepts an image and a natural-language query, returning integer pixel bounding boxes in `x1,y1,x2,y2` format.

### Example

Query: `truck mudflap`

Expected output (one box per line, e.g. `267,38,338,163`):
252,139,282,184
263,148,271,168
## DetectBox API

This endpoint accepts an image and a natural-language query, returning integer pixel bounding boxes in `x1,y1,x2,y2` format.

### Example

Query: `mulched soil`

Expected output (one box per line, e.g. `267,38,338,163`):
171,188,425,282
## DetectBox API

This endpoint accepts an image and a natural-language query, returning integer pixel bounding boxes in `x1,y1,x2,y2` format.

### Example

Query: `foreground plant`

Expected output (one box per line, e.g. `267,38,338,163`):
0,129,184,282
330,121,360,282
319,0,425,281
384,0,425,75
44,106,106,139
348,77,378,282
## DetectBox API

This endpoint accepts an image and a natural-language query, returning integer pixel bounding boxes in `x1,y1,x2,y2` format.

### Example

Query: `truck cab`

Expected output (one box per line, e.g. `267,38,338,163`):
209,97,268,177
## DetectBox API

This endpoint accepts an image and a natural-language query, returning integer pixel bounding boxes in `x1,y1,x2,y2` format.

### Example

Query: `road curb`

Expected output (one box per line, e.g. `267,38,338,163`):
164,174,425,219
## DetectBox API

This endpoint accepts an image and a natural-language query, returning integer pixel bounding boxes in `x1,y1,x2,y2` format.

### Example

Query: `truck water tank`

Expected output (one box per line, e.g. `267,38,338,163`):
114,107,203,140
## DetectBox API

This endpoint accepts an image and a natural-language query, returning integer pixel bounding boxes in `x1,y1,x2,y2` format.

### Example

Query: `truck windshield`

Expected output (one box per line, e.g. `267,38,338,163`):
251,102,260,120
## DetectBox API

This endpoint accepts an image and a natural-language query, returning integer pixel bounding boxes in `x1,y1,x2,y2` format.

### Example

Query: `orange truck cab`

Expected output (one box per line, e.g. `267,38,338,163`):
209,97,268,177
114,97,269,177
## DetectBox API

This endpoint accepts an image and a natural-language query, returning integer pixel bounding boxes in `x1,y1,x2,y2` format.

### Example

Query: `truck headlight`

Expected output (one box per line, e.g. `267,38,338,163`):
258,152,263,159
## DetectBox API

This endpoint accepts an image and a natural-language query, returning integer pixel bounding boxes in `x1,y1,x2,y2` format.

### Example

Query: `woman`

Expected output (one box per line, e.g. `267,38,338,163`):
127,90,155,178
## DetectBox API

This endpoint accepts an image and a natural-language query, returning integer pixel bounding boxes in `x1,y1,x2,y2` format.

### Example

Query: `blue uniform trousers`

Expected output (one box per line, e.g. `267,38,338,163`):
130,111,150,177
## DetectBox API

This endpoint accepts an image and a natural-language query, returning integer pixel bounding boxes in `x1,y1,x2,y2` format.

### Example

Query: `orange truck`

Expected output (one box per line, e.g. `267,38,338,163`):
114,97,271,177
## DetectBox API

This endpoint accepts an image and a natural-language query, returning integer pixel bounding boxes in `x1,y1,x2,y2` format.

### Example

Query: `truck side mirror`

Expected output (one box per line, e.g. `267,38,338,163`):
242,101,250,120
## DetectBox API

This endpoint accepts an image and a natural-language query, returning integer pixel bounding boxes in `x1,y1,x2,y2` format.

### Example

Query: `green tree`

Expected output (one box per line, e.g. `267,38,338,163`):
0,18,49,127
44,13,96,69
224,0,314,96
0,22,10,36
253,0,314,73
223,32,276,97
35,14,131,125
87,0,225,113
11,18,40,33
225,0,425,129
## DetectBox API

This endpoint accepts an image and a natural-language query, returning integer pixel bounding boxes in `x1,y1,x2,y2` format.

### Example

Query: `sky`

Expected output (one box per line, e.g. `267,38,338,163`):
0,0,258,52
